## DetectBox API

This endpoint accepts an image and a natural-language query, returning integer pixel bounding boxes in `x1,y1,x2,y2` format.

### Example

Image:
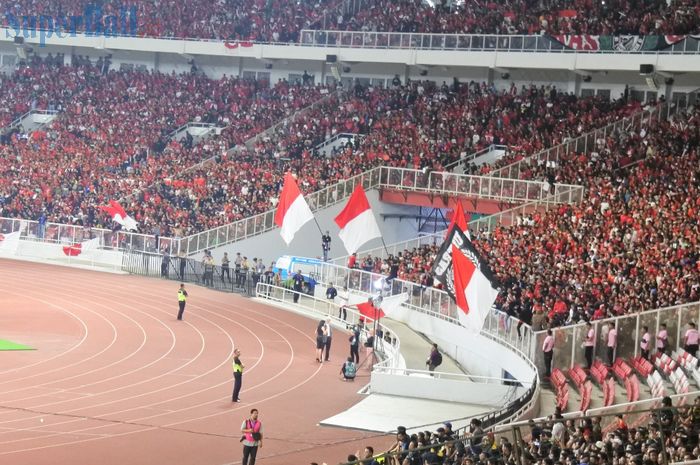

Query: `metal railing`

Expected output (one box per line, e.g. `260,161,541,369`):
488,100,692,179
121,250,268,295
314,132,364,156
443,144,509,172
529,301,700,378
331,195,562,266
3,24,699,55
299,30,700,54
180,165,583,256
166,121,220,139
254,282,403,370
7,108,60,129
496,400,700,465
312,260,537,360
0,216,178,255
381,166,585,204
179,167,383,255
502,391,699,431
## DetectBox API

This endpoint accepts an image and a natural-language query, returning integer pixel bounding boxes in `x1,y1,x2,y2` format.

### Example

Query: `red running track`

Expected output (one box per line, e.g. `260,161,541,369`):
0,260,390,465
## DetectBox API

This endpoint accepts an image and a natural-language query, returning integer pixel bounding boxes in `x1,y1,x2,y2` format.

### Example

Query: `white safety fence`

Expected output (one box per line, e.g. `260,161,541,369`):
254,282,404,371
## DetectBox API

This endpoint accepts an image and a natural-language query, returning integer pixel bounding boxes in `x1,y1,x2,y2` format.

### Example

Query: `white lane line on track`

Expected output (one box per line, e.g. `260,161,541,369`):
0,272,243,439
0,289,149,394
0,269,323,454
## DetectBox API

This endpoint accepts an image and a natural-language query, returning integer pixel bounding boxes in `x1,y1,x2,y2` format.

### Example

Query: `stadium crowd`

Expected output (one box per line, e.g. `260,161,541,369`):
1,0,698,41
0,57,328,235
350,105,700,329
1,60,641,238
331,396,699,465
1,60,698,333
133,80,638,236
318,0,700,37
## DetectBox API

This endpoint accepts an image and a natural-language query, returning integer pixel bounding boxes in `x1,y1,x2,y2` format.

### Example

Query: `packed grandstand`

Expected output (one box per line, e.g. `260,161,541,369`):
0,0,699,464
2,0,698,39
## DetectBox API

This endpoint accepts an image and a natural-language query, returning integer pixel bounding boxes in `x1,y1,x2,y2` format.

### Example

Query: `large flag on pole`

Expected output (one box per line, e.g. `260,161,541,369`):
431,226,499,332
334,184,382,254
274,173,315,245
446,201,471,239
100,200,139,231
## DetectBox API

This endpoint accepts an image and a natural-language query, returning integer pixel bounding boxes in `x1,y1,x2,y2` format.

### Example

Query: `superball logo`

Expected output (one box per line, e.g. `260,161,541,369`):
5,4,139,46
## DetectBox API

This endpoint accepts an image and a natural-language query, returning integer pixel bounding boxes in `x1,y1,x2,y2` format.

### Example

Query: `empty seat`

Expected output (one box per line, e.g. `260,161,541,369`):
630,375,640,402
551,369,568,389
580,380,593,412
603,377,616,406
590,360,609,385
567,364,587,390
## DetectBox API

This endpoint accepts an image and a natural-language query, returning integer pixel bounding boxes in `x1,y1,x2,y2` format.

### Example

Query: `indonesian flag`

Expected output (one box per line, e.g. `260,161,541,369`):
0,231,21,254
431,226,499,333
446,201,471,239
356,300,385,322
100,200,138,231
377,292,408,319
274,172,314,245
334,185,382,254
62,237,100,257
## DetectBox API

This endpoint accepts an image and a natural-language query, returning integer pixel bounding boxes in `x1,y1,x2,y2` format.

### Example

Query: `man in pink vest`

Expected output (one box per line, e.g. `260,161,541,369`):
640,325,651,360
583,321,595,369
657,323,668,354
241,408,263,465
684,322,699,357
606,322,617,366
542,329,554,378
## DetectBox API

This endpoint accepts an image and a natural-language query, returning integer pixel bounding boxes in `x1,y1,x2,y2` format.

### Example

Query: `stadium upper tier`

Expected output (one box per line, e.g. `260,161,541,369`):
1,0,697,41
0,59,641,237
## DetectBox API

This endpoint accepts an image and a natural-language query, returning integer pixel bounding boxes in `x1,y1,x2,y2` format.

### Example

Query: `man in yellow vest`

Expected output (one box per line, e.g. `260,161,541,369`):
232,348,244,402
177,283,188,320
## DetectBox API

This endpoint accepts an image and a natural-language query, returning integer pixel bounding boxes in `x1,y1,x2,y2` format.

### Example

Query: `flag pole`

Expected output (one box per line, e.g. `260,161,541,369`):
380,237,390,256
312,217,324,235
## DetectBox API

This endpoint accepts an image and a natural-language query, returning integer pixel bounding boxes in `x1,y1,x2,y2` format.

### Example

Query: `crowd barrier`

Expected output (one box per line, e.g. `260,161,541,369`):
531,302,700,377
330,195,568,266
0,217,178,256
121,251,261,295
299,30,700,54
254,282,403,371
488,101,684,179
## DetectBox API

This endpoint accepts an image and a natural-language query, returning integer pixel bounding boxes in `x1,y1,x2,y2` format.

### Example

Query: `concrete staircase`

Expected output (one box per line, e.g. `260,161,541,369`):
7,109,59,134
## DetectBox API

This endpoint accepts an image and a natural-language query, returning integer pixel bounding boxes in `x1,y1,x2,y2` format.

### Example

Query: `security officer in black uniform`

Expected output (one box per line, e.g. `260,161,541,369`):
232,348,244,402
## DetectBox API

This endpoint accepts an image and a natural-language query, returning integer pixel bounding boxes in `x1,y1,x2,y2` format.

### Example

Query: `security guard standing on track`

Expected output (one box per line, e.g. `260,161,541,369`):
177,283,188,320
232,348,244,402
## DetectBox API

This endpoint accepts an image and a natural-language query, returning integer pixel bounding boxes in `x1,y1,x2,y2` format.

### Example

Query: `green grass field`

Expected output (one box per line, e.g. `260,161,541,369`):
0,339,35,351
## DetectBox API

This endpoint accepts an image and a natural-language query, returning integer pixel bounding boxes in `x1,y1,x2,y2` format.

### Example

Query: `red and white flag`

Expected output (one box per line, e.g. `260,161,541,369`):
432,227,499,333
0,231,21,254
356,300,385,322
100,200,138,231
274,173,314,245
62,237,100,257
446,201,471,239
334,185,382,254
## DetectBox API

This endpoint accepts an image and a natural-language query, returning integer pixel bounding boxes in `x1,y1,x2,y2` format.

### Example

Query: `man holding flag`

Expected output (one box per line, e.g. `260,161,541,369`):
431,225,499,333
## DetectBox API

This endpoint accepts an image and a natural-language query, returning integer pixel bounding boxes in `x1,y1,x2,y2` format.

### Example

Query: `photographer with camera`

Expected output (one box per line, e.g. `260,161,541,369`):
241,408,263,465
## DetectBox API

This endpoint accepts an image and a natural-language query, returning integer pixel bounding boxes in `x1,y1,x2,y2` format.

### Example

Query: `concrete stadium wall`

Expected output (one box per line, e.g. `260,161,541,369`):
1,40,698,103
0,240,124,272
387,305,537,385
